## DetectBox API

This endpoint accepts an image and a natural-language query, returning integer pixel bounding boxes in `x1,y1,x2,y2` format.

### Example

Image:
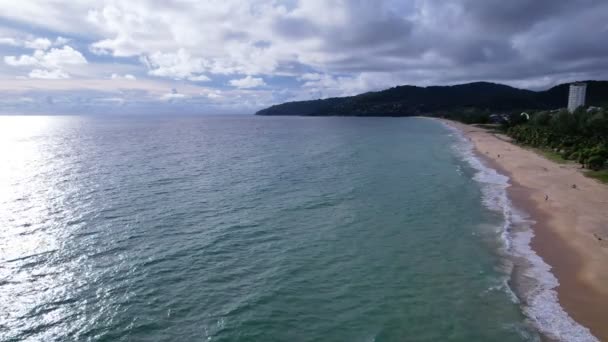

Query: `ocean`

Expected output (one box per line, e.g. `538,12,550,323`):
0,115,588,341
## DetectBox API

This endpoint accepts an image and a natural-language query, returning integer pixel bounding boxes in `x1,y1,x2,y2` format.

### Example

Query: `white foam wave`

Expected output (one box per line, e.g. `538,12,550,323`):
441,122,598,342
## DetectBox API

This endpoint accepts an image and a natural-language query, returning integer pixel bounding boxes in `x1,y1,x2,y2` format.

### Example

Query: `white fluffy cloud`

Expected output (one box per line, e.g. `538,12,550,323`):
4,45,87,79
229,75,266,88
24,38,52,50
80,1,306,78
0,36,71,50
5,46,86,68
141,49,210,81
28,68,70,79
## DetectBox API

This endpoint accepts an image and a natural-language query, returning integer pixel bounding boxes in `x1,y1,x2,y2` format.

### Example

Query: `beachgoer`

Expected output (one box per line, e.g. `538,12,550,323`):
545,195,548,201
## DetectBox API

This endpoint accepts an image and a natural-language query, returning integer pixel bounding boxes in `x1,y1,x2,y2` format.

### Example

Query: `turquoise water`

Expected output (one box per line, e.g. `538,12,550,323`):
0,116,539,341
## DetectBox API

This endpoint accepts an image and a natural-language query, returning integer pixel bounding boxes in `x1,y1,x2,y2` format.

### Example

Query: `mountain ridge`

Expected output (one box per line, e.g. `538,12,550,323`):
255,81,608,117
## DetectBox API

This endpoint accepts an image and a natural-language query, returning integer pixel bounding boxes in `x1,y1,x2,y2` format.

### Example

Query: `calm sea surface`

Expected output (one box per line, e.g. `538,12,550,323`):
0,116,538,341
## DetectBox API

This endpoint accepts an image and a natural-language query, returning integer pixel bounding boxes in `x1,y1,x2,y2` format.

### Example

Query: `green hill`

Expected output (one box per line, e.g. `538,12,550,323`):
256,81,608,117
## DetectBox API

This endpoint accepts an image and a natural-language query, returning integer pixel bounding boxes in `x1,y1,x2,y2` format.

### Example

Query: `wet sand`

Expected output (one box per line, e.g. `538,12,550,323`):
442,120,608,341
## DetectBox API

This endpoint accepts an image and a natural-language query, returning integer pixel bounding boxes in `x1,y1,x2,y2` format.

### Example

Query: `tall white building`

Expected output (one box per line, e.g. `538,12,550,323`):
568,82,587,113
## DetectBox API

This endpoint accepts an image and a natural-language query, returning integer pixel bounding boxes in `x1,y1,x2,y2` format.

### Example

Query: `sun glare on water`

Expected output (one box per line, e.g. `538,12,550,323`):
0,116,80,340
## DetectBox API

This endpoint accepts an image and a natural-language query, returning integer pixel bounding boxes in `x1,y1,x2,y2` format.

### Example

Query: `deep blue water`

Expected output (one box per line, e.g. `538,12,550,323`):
0,116,538,341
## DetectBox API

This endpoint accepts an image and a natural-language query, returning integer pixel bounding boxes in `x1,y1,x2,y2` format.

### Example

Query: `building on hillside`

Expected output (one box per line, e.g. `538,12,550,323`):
568,82,587,113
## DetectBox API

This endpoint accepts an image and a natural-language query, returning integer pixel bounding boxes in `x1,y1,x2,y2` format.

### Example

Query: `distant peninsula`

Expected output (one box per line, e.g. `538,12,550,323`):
255,81,608,117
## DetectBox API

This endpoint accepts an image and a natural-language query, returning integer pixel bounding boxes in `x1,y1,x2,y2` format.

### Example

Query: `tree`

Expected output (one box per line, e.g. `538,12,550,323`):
550,109,577,135
530,111,551,126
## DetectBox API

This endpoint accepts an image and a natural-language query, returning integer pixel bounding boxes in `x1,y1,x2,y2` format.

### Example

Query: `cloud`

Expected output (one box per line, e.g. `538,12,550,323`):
24,38,52,50
0,36,71,50
296,72,395,98
1,0,608,114
140,49,213,81
42,46,87,67
188,74,211,82
160,88,187,101
81,0,608,90
54,37,70,46
4,45,87,79
8,1,608,87
229,75,266,88
0,96,35,105
96,96,125,104
206,91,222,99
299,73,324,81
28,69,70,79
111,73,136,80
5,46,86,68
0,37,19,46
4,54,38,66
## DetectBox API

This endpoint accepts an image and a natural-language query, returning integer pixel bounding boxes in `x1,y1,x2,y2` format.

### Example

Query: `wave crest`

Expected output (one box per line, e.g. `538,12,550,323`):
442,122,598,342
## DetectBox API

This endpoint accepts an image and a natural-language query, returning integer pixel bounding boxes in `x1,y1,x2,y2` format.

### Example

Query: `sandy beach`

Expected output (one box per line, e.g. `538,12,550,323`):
442,119,608,341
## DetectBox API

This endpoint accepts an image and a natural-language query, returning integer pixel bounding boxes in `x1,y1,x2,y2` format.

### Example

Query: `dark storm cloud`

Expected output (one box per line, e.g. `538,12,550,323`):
521,6,608,61
459,0,576,33
274,9,412,50
296,0,608,88
325,15,413,50
273,17,320,39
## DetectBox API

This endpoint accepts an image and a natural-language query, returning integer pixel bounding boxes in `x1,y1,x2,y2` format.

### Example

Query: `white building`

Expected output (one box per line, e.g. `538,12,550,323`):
568,82,587,113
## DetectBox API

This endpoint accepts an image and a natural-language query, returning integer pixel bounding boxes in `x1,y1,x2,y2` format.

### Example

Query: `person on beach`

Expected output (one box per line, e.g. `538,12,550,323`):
545,194,548,201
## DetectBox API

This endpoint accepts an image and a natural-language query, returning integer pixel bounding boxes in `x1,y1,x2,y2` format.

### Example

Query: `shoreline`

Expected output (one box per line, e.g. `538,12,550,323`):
439,119,608,341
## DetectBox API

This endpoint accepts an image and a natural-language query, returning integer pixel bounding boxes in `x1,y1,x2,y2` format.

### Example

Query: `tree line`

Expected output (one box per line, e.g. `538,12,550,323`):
505,107,608,170
439,106,608,171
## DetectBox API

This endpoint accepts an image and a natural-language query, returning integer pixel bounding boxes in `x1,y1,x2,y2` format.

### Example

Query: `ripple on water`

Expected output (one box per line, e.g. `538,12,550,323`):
1,116,551,341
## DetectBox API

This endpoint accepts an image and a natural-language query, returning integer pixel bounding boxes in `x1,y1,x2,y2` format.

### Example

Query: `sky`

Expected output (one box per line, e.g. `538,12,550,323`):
0,0,607,115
